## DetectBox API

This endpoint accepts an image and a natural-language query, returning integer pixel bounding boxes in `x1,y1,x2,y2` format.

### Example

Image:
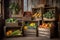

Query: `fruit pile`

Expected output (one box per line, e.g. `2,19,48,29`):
39,23,53,28
24,22,37,30
32,12,42,18
6,30,22,36
29,23,37,29
6,18,17,23
43,10,55,19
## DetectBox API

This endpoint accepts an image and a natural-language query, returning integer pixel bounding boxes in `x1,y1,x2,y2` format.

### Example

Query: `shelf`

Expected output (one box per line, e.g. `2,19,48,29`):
11,14,23,18
23,19,42,21
32,4,45,8
4,26,22,28
22,17,31,21
32,18,42,21
43,18,55,21
32,7,44,9
45,6,55,9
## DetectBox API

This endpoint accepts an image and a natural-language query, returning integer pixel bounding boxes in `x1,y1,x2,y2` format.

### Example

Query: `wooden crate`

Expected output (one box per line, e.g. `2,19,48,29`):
5,22,18,27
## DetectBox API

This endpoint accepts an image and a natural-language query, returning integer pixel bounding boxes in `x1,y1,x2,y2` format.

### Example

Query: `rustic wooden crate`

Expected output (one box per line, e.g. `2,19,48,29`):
4,26,23,37
5,22,18,27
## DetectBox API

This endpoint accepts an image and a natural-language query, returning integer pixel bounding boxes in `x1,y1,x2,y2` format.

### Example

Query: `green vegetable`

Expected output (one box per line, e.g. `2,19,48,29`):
6,18,17,23
43,10,55,19
9,2,20,14
11,30,22,36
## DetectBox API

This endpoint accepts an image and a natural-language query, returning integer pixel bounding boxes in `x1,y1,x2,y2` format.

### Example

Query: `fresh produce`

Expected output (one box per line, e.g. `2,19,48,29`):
24,22,37,29
39,23,48,28
43,10,55,19
11,30,22,36
29,23,37,29
28,22,37,29
24,26,28,30
6,30,13,36
6,18,17,23
32,12,42,18
6,30,22,36
9,2,20,14
39,23,52,28
30,23,35,27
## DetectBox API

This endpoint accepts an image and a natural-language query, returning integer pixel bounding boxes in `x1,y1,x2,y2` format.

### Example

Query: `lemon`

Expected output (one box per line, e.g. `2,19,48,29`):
30,23,35,26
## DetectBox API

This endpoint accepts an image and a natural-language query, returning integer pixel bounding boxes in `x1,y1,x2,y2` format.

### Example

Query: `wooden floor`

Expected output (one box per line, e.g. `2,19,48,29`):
2,37,60,40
